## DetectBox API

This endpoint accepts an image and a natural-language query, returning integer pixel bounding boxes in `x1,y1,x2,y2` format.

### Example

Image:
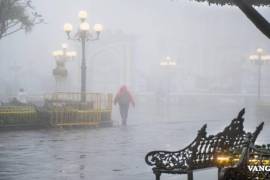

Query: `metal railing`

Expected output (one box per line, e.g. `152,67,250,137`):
44,92,112,110
0,105,39,127
44,92,112,127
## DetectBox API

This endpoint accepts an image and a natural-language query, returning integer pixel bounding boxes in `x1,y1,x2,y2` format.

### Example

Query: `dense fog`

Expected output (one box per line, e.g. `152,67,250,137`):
0,0,269,96
0,1,270,180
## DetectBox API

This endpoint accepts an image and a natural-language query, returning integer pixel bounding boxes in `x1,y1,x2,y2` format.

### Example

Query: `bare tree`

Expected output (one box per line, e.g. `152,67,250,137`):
189,0,270,39
0,0,43,39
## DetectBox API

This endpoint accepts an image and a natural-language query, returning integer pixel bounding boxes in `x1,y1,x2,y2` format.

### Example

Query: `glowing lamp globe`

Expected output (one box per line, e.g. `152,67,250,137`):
80,22,90,31
94,24,103,32
64,23,73,33
78,10,88,21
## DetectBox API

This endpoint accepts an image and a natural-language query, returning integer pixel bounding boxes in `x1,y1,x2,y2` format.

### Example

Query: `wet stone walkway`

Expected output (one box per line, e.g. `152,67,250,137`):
0,100,269,180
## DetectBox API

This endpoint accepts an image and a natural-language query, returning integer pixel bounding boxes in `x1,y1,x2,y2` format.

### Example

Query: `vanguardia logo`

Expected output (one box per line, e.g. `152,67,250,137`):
248,166,270,172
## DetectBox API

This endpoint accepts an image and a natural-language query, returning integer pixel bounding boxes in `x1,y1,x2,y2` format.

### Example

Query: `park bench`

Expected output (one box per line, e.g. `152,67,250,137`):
145,109,268,180
218,142,270,180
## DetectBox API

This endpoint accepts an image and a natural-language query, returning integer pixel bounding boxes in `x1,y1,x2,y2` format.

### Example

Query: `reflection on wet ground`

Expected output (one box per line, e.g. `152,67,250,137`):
0,97,269,180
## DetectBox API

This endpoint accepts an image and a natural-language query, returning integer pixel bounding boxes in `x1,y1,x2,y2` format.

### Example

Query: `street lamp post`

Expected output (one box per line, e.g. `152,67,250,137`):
249,48,270,100
160,56,177,67
63,10,103,103
159,56,176,119
52,44,76,92
160,56,177,94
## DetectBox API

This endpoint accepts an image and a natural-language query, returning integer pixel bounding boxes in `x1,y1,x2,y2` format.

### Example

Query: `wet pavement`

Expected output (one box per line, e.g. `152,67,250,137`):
0,95,269,180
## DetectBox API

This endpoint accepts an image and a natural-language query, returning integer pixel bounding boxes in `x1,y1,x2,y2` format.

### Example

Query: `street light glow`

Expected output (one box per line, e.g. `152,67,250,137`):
94,24,103,32
80,22,90,31
66,51,77,58
64,23,73,33
52,50,65,59
249,55,259,60
160,56,176,67
257,48,263,54
262,55,270,61
55,50,63,57
169,61,176,66
62,43,68,49
52,44,76,61
160,61,168,66
78,10,88,21
249,48,270,63
58,50,64,56
52,51,58,57
166,56,171,61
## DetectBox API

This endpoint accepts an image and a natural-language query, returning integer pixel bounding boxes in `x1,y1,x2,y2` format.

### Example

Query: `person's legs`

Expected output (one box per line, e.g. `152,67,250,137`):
119,105,125,124
119,104,129,125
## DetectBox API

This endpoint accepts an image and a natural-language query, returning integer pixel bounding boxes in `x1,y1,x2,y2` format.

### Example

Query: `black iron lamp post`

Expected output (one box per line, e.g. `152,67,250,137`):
63,10,103,103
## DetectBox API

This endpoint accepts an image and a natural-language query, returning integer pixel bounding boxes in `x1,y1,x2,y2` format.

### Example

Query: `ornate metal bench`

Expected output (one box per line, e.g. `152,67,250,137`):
219,139,270,180
145,109,265,180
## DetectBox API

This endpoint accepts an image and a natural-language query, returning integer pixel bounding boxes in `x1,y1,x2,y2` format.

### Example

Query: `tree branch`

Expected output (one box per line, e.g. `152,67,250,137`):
233,0,270,39
0,26,24,38
6,20,20,30
0,0,43,39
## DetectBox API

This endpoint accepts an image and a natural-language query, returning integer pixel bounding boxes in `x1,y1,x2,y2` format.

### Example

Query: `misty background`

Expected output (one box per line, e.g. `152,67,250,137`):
1,1,270,180
0,0,269,96
0,0,270,130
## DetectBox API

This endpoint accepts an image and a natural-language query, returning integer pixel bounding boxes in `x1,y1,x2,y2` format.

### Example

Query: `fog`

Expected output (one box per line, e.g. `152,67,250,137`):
0,0,269,96
0,0,270,134
1,1,270,179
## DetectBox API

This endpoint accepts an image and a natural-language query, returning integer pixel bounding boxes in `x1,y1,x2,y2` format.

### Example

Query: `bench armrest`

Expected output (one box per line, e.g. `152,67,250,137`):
145,150,191,170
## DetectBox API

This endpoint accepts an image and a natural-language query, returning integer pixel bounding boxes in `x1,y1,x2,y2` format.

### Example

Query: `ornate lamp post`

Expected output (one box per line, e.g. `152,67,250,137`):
160,56,177,93
160,56,177,67
159,56,176,119
52,43,76,92
249,48,270,100
63,10,103,103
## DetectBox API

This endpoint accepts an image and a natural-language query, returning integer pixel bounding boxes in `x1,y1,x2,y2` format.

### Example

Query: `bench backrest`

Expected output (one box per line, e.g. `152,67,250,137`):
187,109,264,169
145,109,264,171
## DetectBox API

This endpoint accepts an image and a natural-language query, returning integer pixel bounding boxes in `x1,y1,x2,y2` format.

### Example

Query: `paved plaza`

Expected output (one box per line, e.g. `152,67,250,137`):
0,95,269,180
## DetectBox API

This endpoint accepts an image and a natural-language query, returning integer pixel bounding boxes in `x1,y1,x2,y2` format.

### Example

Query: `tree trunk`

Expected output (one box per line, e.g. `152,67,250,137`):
234,0,270,39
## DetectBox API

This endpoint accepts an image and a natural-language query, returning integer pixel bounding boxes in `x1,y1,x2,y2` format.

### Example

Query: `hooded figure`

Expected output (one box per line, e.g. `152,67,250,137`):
114,85,135,125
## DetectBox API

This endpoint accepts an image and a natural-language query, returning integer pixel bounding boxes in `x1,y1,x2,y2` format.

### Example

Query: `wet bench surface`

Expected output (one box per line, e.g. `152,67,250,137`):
145,109,266,180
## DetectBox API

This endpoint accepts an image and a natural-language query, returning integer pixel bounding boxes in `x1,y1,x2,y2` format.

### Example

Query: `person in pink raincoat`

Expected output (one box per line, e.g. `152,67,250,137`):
114,85,135,125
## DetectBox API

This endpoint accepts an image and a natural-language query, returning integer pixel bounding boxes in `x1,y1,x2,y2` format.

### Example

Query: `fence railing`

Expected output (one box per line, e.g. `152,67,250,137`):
0,105,39,127
44,92,113,127
44,92,112,111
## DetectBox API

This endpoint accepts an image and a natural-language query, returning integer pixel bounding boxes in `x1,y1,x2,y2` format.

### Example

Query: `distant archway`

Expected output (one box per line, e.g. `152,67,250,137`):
86,31,135,93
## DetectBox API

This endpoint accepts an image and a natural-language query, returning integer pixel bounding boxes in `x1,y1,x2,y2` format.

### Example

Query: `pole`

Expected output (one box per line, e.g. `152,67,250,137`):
81,34,87,103
257,62,262,100
167,69,170,120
